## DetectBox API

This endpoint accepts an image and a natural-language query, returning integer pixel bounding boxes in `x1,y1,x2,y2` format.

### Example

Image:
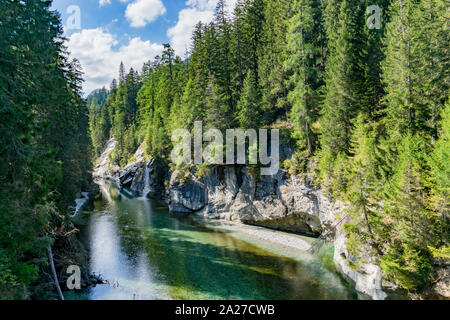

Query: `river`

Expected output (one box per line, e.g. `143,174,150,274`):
68,180,360,300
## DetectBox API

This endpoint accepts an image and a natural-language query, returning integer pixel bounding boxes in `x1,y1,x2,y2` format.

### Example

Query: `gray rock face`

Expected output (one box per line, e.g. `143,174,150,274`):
93,139,120,180
129,159,162,198
334,220,388,300
119,162,140,188
130,162,148,194
94,141,163,199
167,164,392,300
168,166,336,236
168,171,208,212
432,266,450,298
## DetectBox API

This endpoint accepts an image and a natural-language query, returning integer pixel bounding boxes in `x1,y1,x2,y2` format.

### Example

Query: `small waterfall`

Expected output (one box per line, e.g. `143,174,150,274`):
71,192,89,217
142,161,151,199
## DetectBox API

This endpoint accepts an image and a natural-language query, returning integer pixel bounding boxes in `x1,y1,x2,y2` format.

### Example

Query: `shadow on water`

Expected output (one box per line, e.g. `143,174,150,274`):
73,181,359,300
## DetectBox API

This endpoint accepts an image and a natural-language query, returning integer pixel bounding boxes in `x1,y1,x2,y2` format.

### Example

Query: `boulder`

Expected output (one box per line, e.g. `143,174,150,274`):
169,171,208,213
119,162,140,188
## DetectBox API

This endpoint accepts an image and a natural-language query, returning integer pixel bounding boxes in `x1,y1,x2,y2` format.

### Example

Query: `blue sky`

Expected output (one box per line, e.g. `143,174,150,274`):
51,0,237,94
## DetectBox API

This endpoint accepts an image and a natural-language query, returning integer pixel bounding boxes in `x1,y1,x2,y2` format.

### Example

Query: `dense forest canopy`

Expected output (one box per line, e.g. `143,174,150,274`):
89,0,449,294
0,0,91,299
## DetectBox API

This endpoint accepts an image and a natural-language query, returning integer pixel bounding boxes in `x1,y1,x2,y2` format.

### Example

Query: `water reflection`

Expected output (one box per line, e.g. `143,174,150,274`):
76,181,358,300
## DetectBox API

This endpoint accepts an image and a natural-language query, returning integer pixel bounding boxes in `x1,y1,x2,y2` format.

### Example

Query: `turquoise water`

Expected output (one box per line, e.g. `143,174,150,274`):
70,181,358,300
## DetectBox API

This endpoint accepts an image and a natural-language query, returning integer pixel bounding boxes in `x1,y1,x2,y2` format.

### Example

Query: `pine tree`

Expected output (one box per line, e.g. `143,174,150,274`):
382,0,448,141
214,0,234,111
231,0,265,102
258,0,291,121
416,0,449,139
320,0,365,158
0,0,92,297
285,0,324,155
381,134,439,291
162,44,175,79
119,61,126,82
344,114,384,261
205,75,232,131
237,70,262,129
427,100,450,259
319,0,366,192
359,0,390,116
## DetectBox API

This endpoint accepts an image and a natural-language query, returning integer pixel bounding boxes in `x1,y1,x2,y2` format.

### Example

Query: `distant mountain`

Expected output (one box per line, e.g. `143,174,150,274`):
87,88,109,111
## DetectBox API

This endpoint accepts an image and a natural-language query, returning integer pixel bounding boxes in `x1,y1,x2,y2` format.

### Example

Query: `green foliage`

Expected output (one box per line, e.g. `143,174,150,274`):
382,0,449,140
285,0,325,155
428,100,450,219
320,0,366,159
258,0,290,120
237,70,262,129
429,246,450,260
0,0,92,298
381,135,440,291
343,114,384,257
195,164,211,180
84,0,449,294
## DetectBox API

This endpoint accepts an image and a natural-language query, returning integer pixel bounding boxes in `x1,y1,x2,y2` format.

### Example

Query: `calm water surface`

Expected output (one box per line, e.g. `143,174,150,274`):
70,181,358,300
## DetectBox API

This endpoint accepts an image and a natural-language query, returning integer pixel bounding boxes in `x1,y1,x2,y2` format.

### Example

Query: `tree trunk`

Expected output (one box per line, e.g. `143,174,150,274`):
48,245,64,300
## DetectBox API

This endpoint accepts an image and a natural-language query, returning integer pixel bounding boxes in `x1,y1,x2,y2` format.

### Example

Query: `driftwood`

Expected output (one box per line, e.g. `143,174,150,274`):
47,245,64,300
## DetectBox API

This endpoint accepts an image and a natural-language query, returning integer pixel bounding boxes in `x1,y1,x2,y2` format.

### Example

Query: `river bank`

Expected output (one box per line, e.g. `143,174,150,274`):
68,180,361,300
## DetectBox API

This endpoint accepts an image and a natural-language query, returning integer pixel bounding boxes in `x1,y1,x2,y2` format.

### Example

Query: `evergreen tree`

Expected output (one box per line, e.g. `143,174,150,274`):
258,0,291,121
231,0,265,101
119,61,126,82
344,114,384,261
237,70,262,129
285,0,324,155
320,0,365,158
0,0,92,298
382,0,448,141
427,100,450,258
381,134,439,291
205,75,232,131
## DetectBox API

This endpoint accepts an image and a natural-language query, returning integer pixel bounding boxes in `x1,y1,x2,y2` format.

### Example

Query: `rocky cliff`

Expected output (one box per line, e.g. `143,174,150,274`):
167,165,394,300
169,166,332,236
93,141,398,300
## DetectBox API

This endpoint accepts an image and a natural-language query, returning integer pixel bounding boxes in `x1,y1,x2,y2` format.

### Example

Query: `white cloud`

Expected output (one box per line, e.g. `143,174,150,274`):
167,8,214,56
100,0,132,6
125,0,166,28
99,0,112,7
167,0,237,56
67,28,163,94
185,0,217,11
